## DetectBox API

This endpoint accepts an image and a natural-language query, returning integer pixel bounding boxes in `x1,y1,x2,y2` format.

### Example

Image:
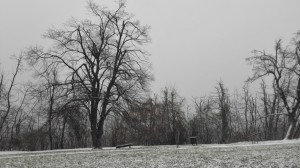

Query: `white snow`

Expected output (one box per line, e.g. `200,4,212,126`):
0,139,299,167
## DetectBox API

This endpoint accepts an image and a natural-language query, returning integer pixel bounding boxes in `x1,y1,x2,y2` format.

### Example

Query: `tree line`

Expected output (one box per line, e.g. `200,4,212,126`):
0,1,300,150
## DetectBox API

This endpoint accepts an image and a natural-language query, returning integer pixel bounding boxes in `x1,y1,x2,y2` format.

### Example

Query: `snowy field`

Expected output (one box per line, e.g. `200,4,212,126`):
0,140,300,167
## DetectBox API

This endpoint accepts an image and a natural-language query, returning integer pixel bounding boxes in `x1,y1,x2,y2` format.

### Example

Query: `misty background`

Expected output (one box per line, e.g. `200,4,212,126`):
1,0,300,98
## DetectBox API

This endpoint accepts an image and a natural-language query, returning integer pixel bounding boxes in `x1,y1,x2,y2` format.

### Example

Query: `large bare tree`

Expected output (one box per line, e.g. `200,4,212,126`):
26,1,152,148
247,34,300,139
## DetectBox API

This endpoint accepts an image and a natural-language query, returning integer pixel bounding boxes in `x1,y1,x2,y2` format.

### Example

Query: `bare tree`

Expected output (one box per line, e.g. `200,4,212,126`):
242,86,251,138
9,86,30,150
260,80,280,140
191,97,214,143
0,56,22,141
26,1,152,148
215,81,230,143
247,36,300,139
230,89,245,141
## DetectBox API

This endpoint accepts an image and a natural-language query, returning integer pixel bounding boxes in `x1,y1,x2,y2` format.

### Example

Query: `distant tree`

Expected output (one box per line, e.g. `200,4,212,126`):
159,87,187,145
118,87,188,146
168,88,186,147
242,86,251,138
0,56,22,147
260,80,281,140
26,1,152,148
27,61,68,150
8,85,30,150
191,97,214,143
215,81,230,143
230,89,245,141
117,98,156,145
247,33,300,139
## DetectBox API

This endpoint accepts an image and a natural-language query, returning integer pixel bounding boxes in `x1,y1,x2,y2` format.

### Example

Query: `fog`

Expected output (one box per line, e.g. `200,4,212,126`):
1,0,300,98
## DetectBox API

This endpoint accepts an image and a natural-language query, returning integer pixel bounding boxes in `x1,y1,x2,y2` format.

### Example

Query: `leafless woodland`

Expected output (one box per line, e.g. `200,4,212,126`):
1,1,300,151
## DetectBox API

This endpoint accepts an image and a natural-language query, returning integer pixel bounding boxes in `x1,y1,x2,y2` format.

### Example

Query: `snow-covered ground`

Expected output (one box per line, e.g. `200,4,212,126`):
0,139,299,167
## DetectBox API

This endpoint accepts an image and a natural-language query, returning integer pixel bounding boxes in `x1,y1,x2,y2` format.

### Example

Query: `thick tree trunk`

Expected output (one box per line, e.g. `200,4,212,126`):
96,118,105,148
90,118,105,149
90,99,100,148
284,116,297,140
90,92,108,149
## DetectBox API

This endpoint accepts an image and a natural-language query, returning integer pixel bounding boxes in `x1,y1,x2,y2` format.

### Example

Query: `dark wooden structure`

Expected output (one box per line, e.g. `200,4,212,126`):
190,137,197,145
116,143,132,149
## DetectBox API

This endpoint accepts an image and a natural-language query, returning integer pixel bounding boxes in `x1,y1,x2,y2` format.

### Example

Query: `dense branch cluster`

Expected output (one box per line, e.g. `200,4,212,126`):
25,1,152,148
247,34,300,139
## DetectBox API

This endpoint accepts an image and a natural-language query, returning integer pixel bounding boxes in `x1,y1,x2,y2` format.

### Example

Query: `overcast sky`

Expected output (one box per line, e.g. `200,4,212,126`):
1,0,300,99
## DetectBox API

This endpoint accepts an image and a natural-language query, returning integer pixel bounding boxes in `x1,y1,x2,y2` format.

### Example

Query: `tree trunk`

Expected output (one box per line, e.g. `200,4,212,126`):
90,99,100,148
48,87,54,150
60,115,67,149
293,121,300,139
96,118,105,148
284,116,297,140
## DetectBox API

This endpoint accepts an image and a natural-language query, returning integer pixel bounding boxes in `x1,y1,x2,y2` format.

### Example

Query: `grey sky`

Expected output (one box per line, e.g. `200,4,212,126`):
1,0,300,99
